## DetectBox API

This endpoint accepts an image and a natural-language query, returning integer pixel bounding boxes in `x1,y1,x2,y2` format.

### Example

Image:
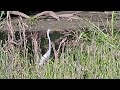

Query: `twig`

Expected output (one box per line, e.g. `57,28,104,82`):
31,32,39,64
34,11,80,21
34,11,60,20
52,37,67,61
9,11,30,19
6,11,15,50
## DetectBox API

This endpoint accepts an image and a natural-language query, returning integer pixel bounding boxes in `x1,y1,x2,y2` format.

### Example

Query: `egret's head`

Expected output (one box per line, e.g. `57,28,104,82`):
47,29,51,33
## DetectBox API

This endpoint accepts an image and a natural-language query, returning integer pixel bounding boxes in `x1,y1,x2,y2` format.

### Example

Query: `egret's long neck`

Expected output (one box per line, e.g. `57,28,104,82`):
47,31,51,51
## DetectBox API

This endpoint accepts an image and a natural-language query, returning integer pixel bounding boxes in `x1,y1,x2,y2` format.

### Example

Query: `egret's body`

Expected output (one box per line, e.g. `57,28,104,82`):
39,29,51,65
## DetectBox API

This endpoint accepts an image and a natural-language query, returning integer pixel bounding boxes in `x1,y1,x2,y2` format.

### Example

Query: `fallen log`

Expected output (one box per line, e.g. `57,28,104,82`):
0,11,120,32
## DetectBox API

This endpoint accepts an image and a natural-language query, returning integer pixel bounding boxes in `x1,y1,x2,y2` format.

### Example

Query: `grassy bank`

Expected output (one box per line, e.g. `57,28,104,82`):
0,11,120,79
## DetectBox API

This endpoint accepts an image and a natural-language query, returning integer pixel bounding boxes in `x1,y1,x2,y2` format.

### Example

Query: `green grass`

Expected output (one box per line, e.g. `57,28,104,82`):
0,11,120,79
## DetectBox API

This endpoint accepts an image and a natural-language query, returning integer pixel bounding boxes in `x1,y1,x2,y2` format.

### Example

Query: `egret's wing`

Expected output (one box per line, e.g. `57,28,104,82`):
39,56,46,65
39,51,50,65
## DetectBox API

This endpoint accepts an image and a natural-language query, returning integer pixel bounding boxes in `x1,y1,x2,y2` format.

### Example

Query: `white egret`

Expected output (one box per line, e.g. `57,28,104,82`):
39,29,51,65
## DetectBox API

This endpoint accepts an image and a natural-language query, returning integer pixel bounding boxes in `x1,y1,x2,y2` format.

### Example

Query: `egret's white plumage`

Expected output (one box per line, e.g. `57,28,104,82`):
39,29,51,65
